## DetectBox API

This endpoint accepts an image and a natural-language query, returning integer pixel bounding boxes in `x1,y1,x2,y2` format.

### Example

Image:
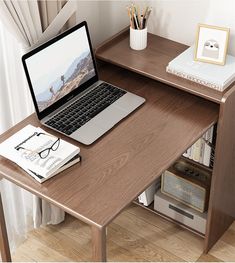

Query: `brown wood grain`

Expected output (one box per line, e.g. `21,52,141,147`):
0,192,11,262
96,28,234,104
0,64,219,230
205,85,235,252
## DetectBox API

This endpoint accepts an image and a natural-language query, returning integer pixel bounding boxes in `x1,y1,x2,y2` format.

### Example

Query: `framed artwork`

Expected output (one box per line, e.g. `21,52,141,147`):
194,24,230,65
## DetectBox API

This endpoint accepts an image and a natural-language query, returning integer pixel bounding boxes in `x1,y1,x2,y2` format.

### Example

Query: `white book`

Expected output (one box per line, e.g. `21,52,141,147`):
189,145,194,160
199,137,205,164
183,147,190,158
166,46,235,91
203,126,214,167
0,125,80,179
28,154,81,183
188,146,192,160
138,178,161,206
193,138,201,162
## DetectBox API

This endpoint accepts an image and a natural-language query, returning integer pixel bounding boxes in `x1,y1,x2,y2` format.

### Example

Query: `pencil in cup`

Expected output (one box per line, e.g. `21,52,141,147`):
126,5,152,30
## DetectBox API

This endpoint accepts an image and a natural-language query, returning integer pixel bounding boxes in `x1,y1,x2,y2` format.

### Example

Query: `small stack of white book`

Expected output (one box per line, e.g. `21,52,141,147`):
183,126,214,167
0,125,80,183
166,46,235,91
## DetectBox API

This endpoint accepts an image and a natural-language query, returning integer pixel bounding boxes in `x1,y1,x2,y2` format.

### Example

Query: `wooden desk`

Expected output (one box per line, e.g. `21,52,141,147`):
1,29,233,261
96,28,235,253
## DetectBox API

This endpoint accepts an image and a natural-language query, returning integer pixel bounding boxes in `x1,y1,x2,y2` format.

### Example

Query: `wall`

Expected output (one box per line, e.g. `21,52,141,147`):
147,0,211,45
82,0,235,56
205,0,235,55
76,1,129,47
75,1,101,46
98,1,129,44
147,0,235,55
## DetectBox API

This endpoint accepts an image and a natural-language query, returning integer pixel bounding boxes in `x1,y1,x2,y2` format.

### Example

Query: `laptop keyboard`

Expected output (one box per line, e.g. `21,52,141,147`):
45,82,126,135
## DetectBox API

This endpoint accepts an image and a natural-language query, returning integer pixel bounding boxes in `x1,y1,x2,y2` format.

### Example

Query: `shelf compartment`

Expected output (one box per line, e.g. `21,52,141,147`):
133,199,205,238
96,28,234,104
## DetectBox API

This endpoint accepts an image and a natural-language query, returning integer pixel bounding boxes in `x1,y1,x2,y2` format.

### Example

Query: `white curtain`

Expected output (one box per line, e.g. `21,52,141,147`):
0,0,76,252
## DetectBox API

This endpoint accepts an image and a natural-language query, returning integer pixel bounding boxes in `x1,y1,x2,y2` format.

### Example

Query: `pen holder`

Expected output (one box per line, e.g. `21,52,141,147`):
130,27,147,50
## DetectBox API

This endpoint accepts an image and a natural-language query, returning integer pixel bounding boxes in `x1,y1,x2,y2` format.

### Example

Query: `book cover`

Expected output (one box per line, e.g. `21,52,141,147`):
166,46,235,91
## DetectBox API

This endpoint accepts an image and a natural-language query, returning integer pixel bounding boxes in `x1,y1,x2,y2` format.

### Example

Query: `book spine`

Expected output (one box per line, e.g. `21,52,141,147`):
189,145,194,160
183,148,190,158
138,192,148,206
166,66,223,91
203,127,213,167
188,146,192,160
193,139,201,162
210,124,217,168
199,137,205,164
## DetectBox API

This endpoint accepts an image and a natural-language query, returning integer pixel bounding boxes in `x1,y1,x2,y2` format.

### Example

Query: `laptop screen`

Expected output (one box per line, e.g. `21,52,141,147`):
23,22,97,116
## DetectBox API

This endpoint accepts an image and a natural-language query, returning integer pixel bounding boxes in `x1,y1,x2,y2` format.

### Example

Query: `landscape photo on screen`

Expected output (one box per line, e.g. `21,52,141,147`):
26,26,95,112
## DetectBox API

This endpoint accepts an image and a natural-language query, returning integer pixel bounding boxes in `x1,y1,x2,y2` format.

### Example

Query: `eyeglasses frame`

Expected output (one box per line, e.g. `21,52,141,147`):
15,132,60,159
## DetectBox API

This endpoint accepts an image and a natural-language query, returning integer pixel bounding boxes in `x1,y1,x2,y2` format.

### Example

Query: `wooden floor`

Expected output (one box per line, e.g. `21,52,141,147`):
12,204,235,262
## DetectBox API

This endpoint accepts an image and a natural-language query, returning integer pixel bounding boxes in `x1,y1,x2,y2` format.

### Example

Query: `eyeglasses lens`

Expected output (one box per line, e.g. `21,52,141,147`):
51,139,60,151
40,149,50,159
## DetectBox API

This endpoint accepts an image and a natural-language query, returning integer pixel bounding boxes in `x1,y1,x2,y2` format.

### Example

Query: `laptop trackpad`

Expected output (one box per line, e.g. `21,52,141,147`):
71,105,127,145
91,104,127,129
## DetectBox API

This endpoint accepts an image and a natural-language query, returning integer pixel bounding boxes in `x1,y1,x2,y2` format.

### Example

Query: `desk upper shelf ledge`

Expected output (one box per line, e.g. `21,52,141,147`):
95,27,234,104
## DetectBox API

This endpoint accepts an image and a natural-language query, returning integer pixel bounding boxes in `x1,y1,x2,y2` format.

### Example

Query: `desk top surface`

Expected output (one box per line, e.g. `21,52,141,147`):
0,64,218,228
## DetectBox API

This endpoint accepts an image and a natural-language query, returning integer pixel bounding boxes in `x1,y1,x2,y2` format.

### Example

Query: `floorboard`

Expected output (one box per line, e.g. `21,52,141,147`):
11,204,235,262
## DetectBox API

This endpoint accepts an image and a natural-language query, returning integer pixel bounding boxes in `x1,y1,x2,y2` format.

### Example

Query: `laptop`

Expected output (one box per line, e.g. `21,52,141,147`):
22,21,145,145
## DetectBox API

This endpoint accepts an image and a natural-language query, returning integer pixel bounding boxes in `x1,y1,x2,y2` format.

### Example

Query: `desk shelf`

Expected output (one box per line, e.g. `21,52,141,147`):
96,28,234,104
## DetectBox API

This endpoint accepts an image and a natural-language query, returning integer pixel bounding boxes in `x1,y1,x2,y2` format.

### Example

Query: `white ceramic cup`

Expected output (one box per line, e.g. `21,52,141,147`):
130,27,147,50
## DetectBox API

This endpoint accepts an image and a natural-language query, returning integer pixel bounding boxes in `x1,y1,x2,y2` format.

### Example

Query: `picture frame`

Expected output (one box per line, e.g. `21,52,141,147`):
194,24,230,65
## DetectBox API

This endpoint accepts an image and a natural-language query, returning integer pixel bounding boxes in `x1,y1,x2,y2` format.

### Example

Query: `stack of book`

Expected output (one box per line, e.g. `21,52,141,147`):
166,46,235,91
0,125,81,183
183,125,216,168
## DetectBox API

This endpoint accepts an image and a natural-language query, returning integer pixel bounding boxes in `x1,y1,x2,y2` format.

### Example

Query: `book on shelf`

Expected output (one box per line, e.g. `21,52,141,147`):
0,125,80,183
138,177,161,206
209,123,217,168
183,125,215,168
166,46,235,91
203,127,214,167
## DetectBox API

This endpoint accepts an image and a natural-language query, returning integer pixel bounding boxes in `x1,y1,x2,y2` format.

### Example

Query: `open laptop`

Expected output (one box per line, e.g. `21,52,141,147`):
22,21,145,145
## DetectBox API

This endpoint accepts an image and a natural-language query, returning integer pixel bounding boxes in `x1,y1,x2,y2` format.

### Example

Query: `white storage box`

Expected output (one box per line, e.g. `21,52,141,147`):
154,190,207,234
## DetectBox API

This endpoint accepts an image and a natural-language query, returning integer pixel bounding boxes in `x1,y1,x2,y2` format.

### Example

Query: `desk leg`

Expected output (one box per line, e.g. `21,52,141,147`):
0,193,11,262
91,226,106,262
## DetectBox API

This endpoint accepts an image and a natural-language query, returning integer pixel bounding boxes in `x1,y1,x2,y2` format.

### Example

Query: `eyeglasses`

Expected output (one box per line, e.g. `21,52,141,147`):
15,132,60,159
